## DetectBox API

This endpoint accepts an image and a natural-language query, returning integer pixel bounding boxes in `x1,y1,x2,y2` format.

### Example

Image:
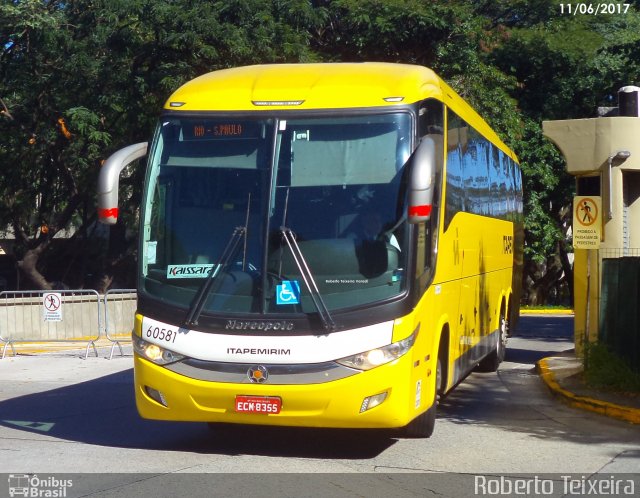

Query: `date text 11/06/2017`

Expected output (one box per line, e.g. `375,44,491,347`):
559,3,631,15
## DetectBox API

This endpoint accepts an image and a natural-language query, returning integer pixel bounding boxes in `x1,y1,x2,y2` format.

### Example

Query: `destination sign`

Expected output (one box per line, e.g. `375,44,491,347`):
183,121,262,141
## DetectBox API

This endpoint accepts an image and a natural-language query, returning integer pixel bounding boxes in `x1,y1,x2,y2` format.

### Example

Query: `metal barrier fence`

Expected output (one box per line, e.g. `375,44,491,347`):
0,290,102,359
600,247,640,258
0,289,137,360
103,289,136,359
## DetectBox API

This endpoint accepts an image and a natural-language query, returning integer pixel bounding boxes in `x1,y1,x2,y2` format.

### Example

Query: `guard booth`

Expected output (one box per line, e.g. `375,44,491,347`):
543,86,640,371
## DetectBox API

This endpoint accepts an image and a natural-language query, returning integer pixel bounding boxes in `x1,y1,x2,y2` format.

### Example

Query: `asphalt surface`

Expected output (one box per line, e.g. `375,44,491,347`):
0,312,638,498
518,311,640,424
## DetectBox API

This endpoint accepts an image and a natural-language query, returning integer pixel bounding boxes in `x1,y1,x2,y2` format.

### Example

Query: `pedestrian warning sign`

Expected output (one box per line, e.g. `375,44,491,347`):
573,196,601,249
43,292,63,322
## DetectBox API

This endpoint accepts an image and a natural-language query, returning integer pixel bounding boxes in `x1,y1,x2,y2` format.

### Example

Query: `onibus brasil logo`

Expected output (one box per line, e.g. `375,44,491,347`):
7,474,72,497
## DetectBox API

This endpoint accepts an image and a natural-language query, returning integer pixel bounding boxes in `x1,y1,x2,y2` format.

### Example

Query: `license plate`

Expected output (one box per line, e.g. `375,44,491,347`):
235,395,282,414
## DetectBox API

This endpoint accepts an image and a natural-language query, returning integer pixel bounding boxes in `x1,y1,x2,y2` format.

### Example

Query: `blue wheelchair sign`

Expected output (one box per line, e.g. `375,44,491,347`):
276,280,301,305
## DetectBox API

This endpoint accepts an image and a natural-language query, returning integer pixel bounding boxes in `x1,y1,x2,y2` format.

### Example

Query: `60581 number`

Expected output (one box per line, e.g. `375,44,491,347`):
145,325,178,343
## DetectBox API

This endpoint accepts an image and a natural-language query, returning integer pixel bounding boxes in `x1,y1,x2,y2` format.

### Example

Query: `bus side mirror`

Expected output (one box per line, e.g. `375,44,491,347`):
97,142,148,225
408,137,436,224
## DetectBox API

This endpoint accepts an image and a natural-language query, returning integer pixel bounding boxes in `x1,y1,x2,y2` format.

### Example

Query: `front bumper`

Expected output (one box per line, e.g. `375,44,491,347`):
133,351,432,429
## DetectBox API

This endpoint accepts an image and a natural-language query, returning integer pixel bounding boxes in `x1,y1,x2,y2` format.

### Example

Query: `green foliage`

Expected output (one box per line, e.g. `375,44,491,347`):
513,119,572,263
585,343,640,393
1,0,640,294
484,1,640,303
0,0,319,288
312,0,461,63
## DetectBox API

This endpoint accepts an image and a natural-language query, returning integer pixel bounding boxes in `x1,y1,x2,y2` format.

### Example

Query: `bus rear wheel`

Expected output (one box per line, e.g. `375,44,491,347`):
403,356,441,438
478,307,508,372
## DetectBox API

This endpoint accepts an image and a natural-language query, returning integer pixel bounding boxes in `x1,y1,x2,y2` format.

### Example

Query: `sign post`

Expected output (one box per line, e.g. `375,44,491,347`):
572,196,601,249
573,196,602,360
43,292,63,322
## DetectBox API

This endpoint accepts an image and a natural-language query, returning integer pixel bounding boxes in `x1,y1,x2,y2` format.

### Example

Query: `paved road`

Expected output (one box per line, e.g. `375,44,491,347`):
0,314,638,497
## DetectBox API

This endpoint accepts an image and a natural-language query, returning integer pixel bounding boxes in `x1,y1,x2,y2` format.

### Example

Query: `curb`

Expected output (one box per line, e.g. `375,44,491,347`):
537,358,640,425
520,309,574,315
1,337,131,357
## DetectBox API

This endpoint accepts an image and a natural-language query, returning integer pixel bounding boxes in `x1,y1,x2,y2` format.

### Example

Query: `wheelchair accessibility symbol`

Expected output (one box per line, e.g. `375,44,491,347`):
276,280,301,305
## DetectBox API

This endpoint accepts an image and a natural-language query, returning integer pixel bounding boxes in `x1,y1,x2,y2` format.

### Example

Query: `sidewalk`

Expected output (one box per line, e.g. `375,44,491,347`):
1,337,131,359
537,352,640,425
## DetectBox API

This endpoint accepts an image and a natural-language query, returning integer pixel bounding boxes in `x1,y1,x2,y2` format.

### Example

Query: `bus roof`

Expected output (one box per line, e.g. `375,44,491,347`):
164,63,517,161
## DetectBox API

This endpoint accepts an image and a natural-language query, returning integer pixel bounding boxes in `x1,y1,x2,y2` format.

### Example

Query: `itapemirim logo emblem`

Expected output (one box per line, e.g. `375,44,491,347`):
247,365,269,383
7,474,73,497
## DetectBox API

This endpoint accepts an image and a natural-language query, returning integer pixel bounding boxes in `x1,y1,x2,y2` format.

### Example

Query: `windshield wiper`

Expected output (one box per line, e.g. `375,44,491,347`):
184,194,252,327
183,226,245,327
279,226,337,332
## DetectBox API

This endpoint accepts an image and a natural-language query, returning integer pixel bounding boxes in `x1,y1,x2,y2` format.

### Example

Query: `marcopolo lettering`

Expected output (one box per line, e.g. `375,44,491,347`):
225,319,294,331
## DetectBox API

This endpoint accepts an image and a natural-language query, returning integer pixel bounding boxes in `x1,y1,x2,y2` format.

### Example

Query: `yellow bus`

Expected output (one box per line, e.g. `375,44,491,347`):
98,63,523,437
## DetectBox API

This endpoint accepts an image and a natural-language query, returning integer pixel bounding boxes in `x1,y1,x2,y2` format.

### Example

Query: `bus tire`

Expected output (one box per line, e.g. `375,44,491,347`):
478,306,508,372
403,356,441,438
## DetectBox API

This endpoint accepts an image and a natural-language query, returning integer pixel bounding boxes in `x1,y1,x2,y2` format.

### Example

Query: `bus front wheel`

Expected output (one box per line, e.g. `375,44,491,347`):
403,356,441,438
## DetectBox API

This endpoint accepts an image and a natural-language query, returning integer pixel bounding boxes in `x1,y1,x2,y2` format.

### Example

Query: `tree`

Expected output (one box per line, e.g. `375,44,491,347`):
3,0,640,304
0,0,86,289
313,0,640,305
487,5,640,304
0,0,320,290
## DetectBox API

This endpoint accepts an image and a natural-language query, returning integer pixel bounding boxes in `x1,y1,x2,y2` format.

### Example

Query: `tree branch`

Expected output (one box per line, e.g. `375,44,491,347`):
0,97,14,120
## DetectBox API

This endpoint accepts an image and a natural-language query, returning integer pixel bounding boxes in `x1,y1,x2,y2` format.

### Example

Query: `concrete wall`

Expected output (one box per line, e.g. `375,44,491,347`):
0,292,136,342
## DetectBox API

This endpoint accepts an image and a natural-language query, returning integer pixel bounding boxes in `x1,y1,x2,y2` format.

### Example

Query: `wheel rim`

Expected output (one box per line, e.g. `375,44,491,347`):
498,315,508,360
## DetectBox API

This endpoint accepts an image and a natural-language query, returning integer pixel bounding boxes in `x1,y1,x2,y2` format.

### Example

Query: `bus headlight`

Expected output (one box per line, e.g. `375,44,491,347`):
133,335,185,365
335,331,417,371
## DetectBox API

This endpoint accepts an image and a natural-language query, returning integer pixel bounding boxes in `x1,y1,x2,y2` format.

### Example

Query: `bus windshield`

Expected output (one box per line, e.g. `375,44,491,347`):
140,112,412,317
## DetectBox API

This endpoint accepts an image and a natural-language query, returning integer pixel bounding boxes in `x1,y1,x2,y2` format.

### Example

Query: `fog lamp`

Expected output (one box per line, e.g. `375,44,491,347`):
145,386,168,407
360,392,388,413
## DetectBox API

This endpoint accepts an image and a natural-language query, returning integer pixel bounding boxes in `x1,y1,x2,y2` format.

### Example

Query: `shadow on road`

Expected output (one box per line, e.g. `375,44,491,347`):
0,368,396,458
505,342,572,365
515,314,574,339
3,315,635,456
437,313,639,448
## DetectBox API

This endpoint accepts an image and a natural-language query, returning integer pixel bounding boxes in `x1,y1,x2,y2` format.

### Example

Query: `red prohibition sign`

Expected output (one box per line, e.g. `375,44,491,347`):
44,293,61,311
576,198,598,227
